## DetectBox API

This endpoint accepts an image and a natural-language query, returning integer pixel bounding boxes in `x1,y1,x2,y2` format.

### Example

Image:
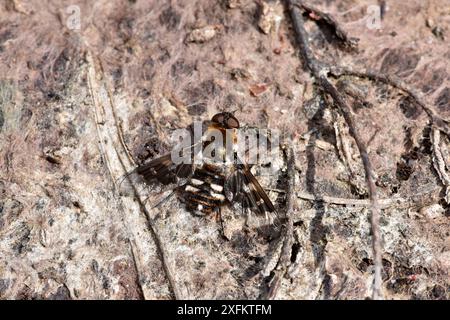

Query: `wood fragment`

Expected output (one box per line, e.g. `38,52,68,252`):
249,83,271,97
187,25,220,43
431,128,450,203
258,1,284,35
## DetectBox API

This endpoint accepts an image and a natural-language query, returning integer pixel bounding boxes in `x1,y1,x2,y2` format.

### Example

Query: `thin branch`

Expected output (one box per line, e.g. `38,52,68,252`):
111,143,183,300
87,53,182,300
265,147,296,299
266,188,441,209
99,59,137,167
128,239,146,299
330,64,450,208
295,0,359,51
285,0,383,299
333,113,366,194
329,66,450,136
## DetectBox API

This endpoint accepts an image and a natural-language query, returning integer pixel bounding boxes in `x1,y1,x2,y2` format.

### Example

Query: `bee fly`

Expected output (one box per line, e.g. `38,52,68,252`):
136,112,277,221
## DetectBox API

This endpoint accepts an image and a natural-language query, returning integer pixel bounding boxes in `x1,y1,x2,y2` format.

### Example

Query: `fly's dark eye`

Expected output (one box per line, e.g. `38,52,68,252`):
226,116,239,128
212,113,224,124
212,112,239,128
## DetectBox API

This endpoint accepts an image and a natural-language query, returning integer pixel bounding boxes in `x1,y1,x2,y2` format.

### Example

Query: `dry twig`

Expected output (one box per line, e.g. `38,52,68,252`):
285,0,383,299
87,53,181,299
266,187,441,209
329,67,450,136
265,147,296,299
295,1,359,51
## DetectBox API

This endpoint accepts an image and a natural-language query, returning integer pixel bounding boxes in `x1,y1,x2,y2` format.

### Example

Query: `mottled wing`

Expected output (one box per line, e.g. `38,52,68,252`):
135,121,212,185
177,163,227,216
225,164,276,217
136,154,193,185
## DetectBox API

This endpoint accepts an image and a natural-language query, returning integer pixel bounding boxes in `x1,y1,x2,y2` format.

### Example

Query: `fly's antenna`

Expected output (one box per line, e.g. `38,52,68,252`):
230,108,239,115
151,189,177,209
115,168,137,194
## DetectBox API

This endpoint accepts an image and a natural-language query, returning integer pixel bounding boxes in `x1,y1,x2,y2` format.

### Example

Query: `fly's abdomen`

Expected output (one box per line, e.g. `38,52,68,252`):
178,164,226,216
